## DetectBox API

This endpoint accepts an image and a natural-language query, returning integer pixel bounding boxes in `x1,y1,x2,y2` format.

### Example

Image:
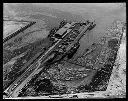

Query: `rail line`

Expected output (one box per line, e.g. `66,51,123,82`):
4,23,74,97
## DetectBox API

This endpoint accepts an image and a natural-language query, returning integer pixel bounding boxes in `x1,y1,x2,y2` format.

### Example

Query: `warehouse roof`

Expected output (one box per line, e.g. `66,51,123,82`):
56,23,72,36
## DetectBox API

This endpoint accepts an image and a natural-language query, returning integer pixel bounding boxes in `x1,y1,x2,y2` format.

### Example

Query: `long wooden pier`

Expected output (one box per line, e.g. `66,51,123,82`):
3,20,36,43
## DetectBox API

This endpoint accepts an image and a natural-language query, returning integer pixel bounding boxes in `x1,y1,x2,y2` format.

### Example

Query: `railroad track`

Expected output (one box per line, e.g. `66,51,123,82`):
4,24,73,97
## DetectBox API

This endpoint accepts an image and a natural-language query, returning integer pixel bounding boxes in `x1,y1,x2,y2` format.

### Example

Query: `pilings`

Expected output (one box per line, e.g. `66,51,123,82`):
3,21,36,43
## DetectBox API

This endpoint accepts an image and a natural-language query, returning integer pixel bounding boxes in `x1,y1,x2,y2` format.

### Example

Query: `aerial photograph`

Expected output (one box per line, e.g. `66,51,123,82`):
3,3,126,99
